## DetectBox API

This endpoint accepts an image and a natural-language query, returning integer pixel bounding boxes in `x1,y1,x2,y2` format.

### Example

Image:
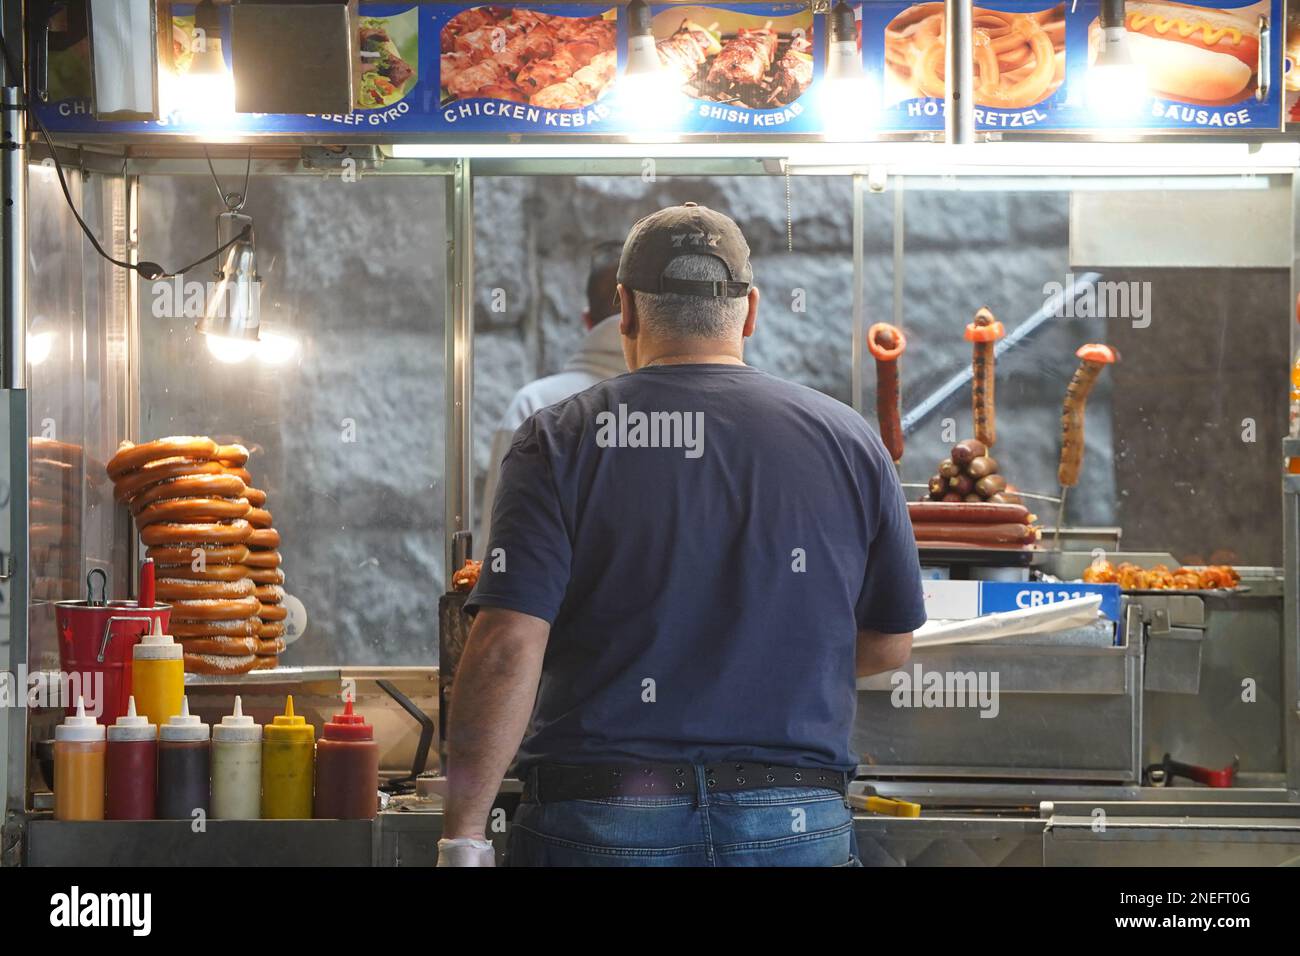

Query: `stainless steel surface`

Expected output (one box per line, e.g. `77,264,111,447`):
943,0,975,145
853,627,1142,782
1143,626,1203,695
1283,444,1300,791
183,666,344,688
26,819,377,867
2,391,28,822
1069,176,1292,268
2,88,26,389
444,161,473,586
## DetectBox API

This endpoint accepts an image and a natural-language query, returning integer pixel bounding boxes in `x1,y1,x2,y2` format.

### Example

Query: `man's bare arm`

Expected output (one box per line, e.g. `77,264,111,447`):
444,607,550,839
856,629,913,678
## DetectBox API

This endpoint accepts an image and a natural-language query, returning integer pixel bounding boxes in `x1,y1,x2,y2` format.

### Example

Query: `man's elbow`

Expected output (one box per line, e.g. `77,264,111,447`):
856,631,914,678
878,633,913,671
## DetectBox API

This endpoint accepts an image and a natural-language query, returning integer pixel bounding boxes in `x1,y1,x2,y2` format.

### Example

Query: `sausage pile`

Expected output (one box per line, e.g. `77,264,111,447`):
106,436,285,676
913,439,1039,548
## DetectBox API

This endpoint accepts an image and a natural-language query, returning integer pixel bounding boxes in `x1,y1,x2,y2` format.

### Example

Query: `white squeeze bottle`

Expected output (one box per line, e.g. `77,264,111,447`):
211,696,263,819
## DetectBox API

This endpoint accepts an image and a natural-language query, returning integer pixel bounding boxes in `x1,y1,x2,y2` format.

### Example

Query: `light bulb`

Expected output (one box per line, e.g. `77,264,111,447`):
206,333,258,364
256,329,300,365
1087,27,1148,123
27,330,54,366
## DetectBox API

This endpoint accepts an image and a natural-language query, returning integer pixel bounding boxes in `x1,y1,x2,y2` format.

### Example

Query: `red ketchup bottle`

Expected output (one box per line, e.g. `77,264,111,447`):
313,699,379,820
106,696,158,820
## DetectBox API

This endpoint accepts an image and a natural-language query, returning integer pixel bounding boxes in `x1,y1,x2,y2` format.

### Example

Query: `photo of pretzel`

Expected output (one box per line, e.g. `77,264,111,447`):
884,2,1066,109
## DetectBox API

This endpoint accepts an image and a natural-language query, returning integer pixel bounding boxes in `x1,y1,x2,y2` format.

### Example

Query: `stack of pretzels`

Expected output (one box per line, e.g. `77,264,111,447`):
107,436,285,675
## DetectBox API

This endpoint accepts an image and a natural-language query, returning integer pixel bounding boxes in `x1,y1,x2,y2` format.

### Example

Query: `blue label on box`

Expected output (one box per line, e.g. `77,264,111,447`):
977,581,1121,621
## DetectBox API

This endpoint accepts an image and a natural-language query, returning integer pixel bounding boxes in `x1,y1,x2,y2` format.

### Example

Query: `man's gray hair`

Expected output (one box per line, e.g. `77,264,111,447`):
631,255,748,340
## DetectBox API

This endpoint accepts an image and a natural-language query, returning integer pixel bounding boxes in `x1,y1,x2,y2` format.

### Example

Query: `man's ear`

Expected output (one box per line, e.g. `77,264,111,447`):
618,284,638,338
742,286,760,339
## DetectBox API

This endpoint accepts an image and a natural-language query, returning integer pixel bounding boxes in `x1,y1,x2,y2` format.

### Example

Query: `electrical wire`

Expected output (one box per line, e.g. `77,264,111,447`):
0,22,248,280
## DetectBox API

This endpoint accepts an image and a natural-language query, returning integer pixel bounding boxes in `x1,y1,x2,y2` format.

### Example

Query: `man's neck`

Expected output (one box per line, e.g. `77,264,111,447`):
636,337,745,369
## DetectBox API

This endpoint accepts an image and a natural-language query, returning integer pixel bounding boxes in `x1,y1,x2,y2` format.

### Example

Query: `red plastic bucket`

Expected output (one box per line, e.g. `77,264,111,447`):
54,570,170,724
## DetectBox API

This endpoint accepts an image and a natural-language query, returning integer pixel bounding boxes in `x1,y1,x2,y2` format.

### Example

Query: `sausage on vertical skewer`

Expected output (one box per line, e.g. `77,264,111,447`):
1054,342,1118,548
1057,343,1119,488
867,322,907,464
965,307,1005,448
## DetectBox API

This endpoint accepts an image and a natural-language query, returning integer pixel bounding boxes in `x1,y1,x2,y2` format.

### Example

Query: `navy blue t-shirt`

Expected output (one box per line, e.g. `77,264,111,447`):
467,363,926,772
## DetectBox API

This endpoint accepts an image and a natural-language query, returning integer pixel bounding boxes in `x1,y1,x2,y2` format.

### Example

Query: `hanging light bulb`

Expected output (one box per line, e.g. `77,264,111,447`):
197,210,261,359
1087,0,1148,123
821,1,876,141
162,0,236,121
617,0,684,134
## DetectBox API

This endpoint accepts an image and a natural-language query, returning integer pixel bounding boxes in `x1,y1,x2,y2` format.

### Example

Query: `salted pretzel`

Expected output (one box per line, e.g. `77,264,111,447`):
886,3,1065,110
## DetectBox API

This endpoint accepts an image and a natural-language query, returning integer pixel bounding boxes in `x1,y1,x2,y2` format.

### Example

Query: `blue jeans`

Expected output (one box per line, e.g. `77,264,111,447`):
508,767,861,867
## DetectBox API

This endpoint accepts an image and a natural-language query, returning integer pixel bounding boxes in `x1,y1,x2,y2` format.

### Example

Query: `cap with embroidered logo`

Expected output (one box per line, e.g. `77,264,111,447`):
617,202,753,299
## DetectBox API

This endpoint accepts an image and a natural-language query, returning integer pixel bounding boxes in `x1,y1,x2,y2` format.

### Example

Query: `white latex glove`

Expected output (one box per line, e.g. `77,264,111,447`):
436,837,496,867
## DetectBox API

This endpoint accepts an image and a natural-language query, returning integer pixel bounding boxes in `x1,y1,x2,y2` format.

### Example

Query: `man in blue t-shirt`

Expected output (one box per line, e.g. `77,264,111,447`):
441,203,926,868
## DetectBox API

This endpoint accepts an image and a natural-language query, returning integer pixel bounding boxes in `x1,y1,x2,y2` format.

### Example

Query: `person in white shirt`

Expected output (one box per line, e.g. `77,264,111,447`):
478,241,627,551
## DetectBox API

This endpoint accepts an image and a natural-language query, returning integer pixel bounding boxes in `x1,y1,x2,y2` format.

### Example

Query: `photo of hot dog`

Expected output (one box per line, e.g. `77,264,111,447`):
1088,1,1264,104
868,322,907,464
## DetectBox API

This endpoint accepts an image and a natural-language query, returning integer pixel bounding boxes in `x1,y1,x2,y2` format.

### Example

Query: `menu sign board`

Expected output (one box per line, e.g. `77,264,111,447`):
33,0,1287,137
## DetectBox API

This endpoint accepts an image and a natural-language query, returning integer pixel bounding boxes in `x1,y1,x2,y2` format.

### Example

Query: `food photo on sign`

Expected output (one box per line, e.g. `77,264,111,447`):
437,4,620,126
651,3,820,131
1067,0,1284,129
863,0,1070,131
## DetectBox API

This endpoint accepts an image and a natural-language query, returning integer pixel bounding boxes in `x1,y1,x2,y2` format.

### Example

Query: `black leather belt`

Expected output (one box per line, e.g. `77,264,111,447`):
524,762,849,803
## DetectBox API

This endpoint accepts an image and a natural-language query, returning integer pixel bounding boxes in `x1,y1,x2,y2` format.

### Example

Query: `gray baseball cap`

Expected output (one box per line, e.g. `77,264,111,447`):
617,203,753,299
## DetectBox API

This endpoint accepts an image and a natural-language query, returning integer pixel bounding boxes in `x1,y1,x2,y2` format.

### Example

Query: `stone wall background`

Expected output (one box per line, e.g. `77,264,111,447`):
130,171,1287,667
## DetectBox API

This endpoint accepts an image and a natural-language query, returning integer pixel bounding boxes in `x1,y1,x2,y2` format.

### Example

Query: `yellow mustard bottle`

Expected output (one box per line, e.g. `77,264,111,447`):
261,695,315,818
131,618,184,728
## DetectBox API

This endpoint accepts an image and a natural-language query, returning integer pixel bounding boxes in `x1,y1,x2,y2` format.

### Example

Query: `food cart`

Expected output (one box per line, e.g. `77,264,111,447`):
1,0,1298,867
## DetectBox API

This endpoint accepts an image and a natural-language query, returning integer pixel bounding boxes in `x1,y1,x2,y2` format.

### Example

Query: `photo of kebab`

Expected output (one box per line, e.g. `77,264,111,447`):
357,14,419,109
965,306,1004,448
1054,343,1119,547
654,12,814,109
867,322,907,464
440,6,617,110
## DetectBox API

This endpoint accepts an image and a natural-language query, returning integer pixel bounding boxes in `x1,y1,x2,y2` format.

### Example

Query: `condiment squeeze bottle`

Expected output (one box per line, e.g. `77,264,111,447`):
131,618,184,727
314,698,379,820
261,695,315,819
106,696,158,820
54,696,106,820
212,696,263,820
157,696,211,819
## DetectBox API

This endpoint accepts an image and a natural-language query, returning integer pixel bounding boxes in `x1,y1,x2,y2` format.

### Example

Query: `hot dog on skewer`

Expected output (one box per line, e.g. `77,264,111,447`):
1057,343,1119,488
965,307,1005,448
867,322,907,463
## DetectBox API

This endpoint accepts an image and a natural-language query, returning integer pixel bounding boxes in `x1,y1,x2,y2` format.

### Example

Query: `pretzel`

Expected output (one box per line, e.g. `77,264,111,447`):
135,497,251,529
113,459,226,503
248,528,280,550
887,3,1065,110
146,543,250,566
258,603,288,622
107,437,218,479
155,577,255,601
139,519,253,547
244,549,282,569
179,635,259,656
130,473,247,513
248,567,285,585
258,620,286,639
169,595,262,621
170,617,261,639
246,507,273,529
